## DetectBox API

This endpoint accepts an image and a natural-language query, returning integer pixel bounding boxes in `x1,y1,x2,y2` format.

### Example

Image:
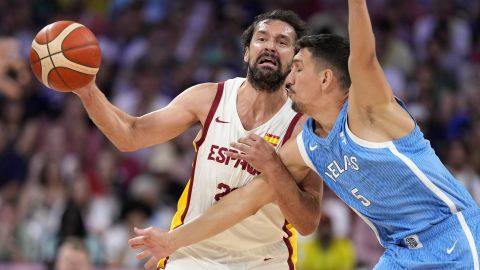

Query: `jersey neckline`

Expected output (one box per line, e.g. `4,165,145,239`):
232,77,293,133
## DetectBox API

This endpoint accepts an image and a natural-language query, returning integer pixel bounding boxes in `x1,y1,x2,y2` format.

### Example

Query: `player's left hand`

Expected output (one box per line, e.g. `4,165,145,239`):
226,133,281,174
128,227,176,269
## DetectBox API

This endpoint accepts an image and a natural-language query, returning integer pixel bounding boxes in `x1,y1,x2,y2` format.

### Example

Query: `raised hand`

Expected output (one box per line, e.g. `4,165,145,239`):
128,227,177,269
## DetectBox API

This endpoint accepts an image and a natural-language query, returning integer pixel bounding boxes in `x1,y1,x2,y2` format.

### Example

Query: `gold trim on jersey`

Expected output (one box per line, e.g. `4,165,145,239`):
284,222,298,269
157,179,192,269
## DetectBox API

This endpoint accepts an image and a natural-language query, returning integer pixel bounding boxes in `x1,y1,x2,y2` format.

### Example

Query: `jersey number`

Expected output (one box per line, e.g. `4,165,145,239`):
214,182,238,201
351,188,371,207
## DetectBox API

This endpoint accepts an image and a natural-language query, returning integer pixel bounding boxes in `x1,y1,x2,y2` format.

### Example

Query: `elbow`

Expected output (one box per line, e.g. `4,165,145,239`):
113,136,139,152
296,227,312,236
116,118,141,152
295,214,321,236
296,223,318,236
116,144,137,152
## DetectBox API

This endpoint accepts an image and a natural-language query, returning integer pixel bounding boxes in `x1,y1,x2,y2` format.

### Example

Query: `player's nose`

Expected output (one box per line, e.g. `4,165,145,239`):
263,40,276,52
286,70,295,89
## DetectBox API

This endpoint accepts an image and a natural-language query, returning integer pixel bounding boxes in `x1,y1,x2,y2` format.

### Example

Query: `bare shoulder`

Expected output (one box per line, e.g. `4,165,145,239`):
290,114,308,138
175,82,218,107
278,136,309,176
280,114,308,168
172,82,220,125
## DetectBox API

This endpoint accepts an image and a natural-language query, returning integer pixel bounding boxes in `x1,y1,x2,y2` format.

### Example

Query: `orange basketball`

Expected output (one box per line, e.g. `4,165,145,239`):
29,21,101,92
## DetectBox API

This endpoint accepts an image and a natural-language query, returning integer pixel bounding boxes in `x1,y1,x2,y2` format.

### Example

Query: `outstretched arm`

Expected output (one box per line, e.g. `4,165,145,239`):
73,80,216,151
347,0,414,139
347,0,393,107
129,177,274,269
128,139,321,269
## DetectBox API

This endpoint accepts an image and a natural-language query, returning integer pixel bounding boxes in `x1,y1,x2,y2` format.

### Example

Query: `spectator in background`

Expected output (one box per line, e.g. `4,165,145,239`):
446,140,480,205
84,147,121,236
103,199,152,268
54,237,91,270
298,215,355,270
375,15,414,77
0,37,30,100
43,198,104,266
351,214,383,269
0,120,27,202
413,1,471,73
128,173,176,231
0,200,23,262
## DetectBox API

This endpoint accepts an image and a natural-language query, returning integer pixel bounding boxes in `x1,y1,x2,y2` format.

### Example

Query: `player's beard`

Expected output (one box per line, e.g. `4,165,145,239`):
291,102,304,113
291,102,299,112
246,53,289,93
289,95,307,113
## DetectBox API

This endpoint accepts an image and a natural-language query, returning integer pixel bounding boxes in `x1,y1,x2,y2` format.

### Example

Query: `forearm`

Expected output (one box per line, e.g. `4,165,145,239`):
348,0,376,60
264,165,322,235
169,179,273,249
169,201,249,250
74,85,136,151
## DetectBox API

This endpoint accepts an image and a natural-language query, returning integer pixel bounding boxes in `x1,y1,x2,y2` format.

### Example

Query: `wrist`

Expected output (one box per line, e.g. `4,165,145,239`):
73,81,96,98
73,87,88,99
167,230,182,251
262,155,283,178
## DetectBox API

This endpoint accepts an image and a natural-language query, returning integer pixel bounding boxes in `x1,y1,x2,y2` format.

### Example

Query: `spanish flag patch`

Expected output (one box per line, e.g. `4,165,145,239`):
264,133,280,147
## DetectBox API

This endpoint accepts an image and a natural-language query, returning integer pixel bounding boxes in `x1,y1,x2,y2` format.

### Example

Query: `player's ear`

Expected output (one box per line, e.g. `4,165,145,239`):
244,47,250,64
320,69,333,91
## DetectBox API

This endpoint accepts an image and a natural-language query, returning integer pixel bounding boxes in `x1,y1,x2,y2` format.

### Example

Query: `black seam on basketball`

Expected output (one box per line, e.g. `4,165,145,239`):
46,26,73,90
31,43,99,65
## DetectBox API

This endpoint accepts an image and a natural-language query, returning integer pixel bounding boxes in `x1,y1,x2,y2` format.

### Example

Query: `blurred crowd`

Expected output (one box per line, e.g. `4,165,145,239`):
0,0,480,269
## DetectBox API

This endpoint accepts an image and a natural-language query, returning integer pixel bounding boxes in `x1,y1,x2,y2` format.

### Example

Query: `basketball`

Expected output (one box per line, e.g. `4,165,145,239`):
29,21,101,92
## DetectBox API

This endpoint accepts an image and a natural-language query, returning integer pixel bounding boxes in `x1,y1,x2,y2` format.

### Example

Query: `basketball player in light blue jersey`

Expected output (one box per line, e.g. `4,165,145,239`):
129,1,480,269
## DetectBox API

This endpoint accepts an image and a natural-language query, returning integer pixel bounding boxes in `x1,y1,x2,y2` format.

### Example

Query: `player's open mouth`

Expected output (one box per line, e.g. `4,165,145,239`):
258,56,278,68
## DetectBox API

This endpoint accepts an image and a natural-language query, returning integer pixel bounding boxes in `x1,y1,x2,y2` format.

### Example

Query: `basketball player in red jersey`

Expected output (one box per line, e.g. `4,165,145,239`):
74,10,322,270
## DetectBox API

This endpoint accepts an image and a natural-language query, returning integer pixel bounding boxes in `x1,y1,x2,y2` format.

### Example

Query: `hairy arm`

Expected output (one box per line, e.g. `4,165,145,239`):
129,178,275,269
129,138,322,268
170,177,276,247
347,0,415,140
261,138,323,235
73,81,215,151
227,116,323,235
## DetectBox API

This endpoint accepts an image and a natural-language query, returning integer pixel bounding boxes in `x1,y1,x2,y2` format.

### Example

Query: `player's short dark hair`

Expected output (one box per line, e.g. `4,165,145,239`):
241,10,308,52
296,34,351,90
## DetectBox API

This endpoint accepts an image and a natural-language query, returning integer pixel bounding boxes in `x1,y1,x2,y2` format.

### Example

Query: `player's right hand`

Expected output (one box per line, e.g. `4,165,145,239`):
73,75,97,96
227,133,282,174
128,227,177,269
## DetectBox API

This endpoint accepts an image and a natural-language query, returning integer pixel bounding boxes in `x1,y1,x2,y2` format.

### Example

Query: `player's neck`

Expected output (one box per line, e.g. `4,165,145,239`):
311,96,346,138
236,81,287,130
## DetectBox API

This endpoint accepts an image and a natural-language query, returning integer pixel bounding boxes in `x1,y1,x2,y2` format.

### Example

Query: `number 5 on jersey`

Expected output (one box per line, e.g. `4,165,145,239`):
351,188,371,207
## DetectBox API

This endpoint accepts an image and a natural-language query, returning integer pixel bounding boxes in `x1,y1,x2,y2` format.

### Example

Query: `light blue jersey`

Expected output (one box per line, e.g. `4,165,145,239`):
297,99,480,269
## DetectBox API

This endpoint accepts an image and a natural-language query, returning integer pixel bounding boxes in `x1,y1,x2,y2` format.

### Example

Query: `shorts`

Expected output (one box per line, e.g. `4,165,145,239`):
375,207,480,270
164,240,293,270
